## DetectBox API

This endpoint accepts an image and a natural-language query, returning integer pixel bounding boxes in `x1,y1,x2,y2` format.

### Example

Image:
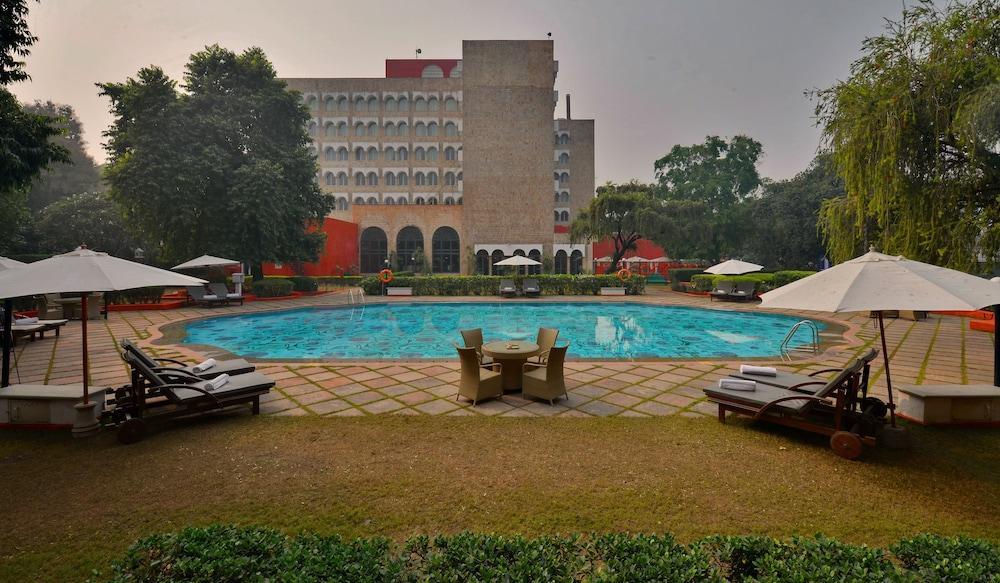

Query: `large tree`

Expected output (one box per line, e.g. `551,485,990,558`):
815,0,1000,270
35,192,134,257
99,45,333,275
22,101,101,212
653,135,763,260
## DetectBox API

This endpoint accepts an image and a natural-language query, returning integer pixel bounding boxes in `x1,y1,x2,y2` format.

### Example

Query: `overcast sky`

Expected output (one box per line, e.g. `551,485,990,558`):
12,0,903,184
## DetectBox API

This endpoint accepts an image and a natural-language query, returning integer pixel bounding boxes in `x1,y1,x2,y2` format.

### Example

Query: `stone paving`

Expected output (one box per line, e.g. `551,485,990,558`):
7,289,994,418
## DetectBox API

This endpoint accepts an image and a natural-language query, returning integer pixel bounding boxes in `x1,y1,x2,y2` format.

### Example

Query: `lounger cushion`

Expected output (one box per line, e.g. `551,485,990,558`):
703,382,819,413
731,370,829,394
166,371,274,403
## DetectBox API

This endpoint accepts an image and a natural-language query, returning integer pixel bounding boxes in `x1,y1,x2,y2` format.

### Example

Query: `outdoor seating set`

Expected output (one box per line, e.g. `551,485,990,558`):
187,283,244,307
455,327,567,405
4,314,69,346
499,279,541,298
708,280,757,302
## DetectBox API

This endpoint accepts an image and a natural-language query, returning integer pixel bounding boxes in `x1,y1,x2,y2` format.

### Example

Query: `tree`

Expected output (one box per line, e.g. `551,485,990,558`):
0,0,34,85
35,192,135,257
99,45,333,276
653,135,763,261
22,101,102,212
745,154,845,269
814,0,1000,270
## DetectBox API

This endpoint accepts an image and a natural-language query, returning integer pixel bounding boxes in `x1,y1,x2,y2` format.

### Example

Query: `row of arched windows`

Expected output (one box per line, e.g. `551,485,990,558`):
323,170,462,186
309,120,460,138
305,95,461,113
359,226,460,273
322,145,461,162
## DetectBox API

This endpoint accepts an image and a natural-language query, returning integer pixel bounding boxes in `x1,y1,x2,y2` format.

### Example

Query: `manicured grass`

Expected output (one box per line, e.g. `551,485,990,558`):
2,414,999,581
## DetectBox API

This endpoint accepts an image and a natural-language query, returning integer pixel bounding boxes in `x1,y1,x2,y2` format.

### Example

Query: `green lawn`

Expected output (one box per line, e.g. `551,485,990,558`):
2,414,999,581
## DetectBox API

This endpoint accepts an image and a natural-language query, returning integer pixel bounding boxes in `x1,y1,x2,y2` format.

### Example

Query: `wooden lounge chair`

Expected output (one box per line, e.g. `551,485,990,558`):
120,338,255,379
455,345,503,405
708,281,735,302
209,282,244,306
522,344,569,404
187,285,227,307
110,350,274,443
730,280,757,301
460,328,494,366
532,327,559,364
499,279,517,297
523,278,541,297
704,357,885,459
732,349,879,395
11,319,68,345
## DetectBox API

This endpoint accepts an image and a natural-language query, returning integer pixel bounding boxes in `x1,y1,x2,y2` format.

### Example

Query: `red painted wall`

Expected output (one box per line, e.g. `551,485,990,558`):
385,59,460,78
264,218,359,276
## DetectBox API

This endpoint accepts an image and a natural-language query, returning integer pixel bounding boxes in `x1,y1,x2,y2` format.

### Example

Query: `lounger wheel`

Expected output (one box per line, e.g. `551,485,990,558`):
830,431,863,460
117,417,146,445
861,397,888,419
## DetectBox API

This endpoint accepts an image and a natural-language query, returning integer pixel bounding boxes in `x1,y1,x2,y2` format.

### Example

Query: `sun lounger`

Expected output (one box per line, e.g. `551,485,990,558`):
120,338,255,379
499,279,517,297
730,280,757,301
10,319,69,345
209,283,244,306
731,349,878,395
708,281,735,302
523,279,541,297
187,285,227,307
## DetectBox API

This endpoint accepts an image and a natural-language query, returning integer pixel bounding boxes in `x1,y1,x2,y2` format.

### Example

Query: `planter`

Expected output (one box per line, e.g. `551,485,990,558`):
933,309,994,320
107,299,186,312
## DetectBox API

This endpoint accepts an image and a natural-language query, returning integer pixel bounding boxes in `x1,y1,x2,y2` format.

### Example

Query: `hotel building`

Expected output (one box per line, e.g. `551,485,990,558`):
284,39,594,275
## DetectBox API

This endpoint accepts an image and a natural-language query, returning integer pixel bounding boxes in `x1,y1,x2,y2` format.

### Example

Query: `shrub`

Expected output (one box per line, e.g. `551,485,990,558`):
751,535,901,582
892,534,1000,581
589,533,719,582
359,274,646,297
107,287,165,305
251,278,294,298
772,270,817,288
696,535,784,582
288,275,319,292
690,274,774,293
407,533,584,582
668,267,703,283
316,276,364,289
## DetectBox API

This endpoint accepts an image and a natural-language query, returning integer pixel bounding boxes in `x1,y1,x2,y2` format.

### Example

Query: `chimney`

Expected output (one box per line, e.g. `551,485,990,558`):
566,94,571,119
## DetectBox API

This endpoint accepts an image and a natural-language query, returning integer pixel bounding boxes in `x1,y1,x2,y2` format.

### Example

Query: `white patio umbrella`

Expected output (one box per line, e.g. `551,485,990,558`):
172,254,240,270
493,255,541,267
594,256,613,262
648,257,670,263
624,256,649,263
0,257,27,271
0,257,26,388
0,247,207,433
759,248,1000,426
705,259,764,275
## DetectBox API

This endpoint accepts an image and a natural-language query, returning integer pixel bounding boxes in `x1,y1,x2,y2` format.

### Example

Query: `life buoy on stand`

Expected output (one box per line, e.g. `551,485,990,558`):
616,268,632,281
378,269,394,284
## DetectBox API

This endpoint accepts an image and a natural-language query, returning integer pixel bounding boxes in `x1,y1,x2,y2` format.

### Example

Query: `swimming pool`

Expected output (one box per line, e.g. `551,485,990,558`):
176,302,828,360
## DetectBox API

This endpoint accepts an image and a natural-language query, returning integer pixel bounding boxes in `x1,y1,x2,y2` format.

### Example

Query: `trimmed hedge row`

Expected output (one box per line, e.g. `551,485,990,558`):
360,274,646,296
102,526,1000,582
251,278,294,298
668,267,704,283
106,286,165,305
690,271,817,294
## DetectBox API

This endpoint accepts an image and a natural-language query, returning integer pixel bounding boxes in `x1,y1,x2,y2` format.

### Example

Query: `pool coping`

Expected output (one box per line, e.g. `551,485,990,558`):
144,295,862,365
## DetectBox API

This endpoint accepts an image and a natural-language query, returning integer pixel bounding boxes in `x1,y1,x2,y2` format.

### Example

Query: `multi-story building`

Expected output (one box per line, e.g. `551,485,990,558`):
285,39,593,275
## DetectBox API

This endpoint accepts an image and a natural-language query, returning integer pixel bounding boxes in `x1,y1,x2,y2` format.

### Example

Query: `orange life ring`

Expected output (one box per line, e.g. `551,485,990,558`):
617,268,632,281
378,269,394,283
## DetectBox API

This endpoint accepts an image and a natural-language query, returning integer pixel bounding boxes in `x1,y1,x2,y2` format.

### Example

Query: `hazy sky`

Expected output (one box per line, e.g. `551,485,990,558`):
13,0,903,183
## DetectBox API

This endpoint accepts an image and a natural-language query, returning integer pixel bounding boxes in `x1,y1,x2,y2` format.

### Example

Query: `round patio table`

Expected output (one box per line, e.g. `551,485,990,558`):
482,340,540,391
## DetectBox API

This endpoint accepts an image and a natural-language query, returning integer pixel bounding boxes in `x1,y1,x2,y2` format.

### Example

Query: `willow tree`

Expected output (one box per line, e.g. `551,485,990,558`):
814,0,1000,270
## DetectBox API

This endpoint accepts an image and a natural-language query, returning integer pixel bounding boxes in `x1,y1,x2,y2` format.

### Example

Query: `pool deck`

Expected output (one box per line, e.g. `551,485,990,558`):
7,288,994,419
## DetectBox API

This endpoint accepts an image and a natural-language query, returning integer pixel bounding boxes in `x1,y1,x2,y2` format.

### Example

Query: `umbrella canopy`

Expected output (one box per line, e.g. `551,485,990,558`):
493,255,541,266
648,257,670,263
0,257,26,271
624,256,649,263
705,259,764,275
172,254,241,270
594,256,613,262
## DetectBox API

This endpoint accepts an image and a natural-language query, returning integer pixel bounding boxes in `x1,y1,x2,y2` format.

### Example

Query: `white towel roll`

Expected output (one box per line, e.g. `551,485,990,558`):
14,317,39,325
739,364,778,377
719,378,756,391
204,373,230,391
192,358,217,373
202,294,218,300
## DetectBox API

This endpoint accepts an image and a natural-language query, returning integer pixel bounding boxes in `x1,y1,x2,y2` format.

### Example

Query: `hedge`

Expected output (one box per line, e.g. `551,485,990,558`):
251,278,294,298
668,267,703,283
287,275,319,292
359,274,646,296
106,287,165,305
102,526,1000,582
690,271,816,294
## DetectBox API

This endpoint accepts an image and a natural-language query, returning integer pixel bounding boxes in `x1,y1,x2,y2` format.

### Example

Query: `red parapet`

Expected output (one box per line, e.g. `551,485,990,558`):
385,59,460,78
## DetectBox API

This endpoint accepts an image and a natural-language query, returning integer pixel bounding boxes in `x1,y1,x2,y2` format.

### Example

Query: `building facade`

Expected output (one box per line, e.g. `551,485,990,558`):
285,39,594,275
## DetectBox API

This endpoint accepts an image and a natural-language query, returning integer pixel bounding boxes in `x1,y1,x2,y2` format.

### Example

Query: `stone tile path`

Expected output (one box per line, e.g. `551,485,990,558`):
7,289,994,418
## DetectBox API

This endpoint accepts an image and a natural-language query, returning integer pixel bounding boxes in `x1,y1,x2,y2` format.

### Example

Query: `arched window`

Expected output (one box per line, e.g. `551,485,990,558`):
427,147,438,161
354,197,365,205
490,250,504,275
337,172,348,185
559,172,569,186
414,172,426,186
428,96,439,111
324,147,336,161
385,172,397,186
338,122,348,137
367,96,378,112
559,152,570,164
367,146,378,160
398,96,408,111
305,95,318,110
456,197,463,205
354,172,365,186
396,227,424,271
414,97,427,112
367,122,378,136
427,172,439,186
415,122,427,137
554,210,560,222
324,96,336,111
367,196,378,205
398,146,408,160
415,197,425,205
414,147,426,161
385,96,397,111
385,147,396,161
427,197,438,205
445,172,456,186
457,171,462,182
354,96,365,111
307,121,317,136
385,197,395,205
427,122,438,136
444,122,458,137
570,250,584,275
561,211,570,222
324,172,335,185
367,171,378,186
432,226,460,273
397,122,408,136
444,197,455,205
421,65,444,78
555,250,568,274
337,97,349,111
360,227,388,273
336,197,349,211
445,97,458,111
554,192,560,203
355,122,366,137
528,249,542,275
337,147,349,160
445,147,457,161
384,122,397,137
475,250,489,275
324,123,336,137
397,197,408,205
557,133,570,145
398,172,409,185
354,147,365,161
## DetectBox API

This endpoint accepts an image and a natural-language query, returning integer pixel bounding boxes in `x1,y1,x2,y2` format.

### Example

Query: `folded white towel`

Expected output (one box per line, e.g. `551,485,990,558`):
226,293,242,299
204,373,229,391
202,294,218,300
14,317,39,325
719,378,756,391
740,364,778,377
192,358,217,373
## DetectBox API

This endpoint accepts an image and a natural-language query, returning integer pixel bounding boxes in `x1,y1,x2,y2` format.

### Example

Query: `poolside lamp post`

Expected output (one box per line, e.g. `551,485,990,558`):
133,247,145,262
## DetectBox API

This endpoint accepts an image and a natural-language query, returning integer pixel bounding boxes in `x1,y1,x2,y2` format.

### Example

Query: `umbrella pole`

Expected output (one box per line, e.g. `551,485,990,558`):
877,311,897,427
81,293,89,405
993,305,1000,388
1,298,12,388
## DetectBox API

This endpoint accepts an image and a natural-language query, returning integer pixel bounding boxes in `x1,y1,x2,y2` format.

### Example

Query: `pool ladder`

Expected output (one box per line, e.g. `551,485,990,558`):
780,320,820,362
348,288,366,305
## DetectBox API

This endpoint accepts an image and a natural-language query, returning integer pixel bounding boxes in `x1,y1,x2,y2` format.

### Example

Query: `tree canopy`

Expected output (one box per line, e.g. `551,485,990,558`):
815,0,1000,270
99,45,333,275
36,192,134,257
22,101,102,212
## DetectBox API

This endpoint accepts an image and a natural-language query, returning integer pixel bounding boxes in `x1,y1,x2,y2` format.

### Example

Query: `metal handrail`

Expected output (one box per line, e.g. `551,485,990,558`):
780,320,820,362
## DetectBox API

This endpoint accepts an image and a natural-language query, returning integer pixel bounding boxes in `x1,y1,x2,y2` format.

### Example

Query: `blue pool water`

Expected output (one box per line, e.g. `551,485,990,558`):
179,302,827,360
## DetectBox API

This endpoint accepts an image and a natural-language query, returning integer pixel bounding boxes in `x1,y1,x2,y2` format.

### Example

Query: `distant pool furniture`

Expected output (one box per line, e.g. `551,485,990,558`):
11,319,69,345
120,338,255,379
533,327,559,364
708,281,735,302
522,344,569,405
208,283,244,306
460,328,493,366
0,383,107,428
54,294,104,319
599,287,626,296
499,279,517,297
731,281,757,301
523,279,541,296
732,349,879,395
897,384,1000,426
455,345,504,405
187,286,227,307
704,356,886,459
110,350,274,443
386,287,413,296
482,340,541,390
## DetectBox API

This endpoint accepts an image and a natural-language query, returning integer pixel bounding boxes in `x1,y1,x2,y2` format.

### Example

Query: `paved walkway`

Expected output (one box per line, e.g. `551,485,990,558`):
7,289,994,418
